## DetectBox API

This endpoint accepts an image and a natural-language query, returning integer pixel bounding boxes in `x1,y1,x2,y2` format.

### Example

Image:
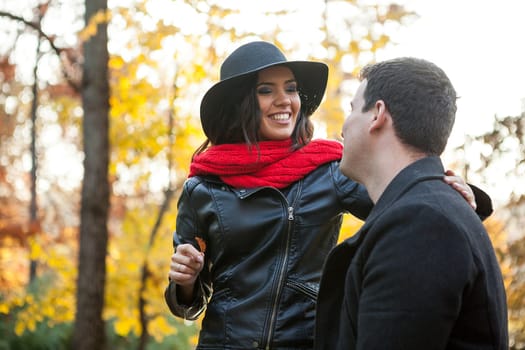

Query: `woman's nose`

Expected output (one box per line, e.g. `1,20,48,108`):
274,90,291,106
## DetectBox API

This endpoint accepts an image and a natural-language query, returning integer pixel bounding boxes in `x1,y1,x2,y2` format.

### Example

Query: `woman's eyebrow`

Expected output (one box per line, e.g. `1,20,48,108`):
256,78,297,87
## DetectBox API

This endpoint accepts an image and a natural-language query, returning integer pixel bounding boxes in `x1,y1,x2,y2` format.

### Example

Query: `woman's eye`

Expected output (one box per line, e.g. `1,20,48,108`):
286,85,298,93
257,87,272,94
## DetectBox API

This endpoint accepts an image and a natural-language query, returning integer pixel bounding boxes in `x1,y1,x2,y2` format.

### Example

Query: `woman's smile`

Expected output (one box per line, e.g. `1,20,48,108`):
268,112,292,121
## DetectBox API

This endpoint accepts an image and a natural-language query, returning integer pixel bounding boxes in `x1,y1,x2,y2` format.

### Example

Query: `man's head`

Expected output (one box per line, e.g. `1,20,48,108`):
360,57,457,155
340,57,457,193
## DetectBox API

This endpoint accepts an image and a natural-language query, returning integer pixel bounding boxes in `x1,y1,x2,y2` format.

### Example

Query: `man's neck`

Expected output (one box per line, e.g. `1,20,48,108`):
364,150,426,204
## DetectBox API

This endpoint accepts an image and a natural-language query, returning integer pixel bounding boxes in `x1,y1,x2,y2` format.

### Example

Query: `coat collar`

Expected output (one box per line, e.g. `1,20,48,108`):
344,156,445,247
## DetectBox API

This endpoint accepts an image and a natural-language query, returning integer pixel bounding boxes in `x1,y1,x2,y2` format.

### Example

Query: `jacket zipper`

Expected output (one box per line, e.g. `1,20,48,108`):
286,280,317,300
263,183,301,349
264,216,292,350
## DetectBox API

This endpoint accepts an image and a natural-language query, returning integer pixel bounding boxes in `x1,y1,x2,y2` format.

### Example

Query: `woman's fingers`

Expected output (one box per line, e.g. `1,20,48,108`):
444,170,477,210
169,243,205,286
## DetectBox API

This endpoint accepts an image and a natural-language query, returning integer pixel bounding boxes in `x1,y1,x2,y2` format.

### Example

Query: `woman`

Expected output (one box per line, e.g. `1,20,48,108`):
165,41,490,349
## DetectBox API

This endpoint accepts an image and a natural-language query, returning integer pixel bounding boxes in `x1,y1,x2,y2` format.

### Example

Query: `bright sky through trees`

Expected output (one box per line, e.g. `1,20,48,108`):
381,0,525,142
162,0,525,146
379,0,525,204
2,0,523,201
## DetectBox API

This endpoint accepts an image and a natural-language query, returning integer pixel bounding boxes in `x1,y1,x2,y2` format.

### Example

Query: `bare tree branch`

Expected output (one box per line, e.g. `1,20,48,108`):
0,10,81,92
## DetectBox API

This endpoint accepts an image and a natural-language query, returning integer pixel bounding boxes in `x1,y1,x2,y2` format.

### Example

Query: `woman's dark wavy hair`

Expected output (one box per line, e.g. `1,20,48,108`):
193,70,314,158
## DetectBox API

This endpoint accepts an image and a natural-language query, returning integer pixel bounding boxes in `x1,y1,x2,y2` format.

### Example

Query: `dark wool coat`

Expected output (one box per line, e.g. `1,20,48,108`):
314,156,508,350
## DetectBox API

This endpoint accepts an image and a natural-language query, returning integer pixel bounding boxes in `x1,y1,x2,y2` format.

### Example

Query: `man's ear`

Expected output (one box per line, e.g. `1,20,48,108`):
369,100,387,132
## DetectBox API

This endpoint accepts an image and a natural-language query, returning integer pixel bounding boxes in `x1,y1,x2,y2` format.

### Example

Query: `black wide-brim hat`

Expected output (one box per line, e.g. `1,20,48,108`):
200,41,329,139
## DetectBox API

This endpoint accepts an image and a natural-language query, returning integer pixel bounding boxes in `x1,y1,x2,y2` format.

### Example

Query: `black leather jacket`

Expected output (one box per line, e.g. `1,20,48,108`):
165,161,373,349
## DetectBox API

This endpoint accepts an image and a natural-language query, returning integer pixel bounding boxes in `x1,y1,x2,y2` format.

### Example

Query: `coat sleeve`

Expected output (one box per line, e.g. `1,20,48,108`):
164,178,212,320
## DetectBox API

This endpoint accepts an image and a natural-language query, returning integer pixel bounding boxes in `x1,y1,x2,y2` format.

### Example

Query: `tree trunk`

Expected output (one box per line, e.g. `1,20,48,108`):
72,0,110,349
29,22,41,284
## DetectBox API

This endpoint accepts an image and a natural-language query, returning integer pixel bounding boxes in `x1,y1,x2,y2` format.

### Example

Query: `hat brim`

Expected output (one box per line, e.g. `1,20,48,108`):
200,61,328,139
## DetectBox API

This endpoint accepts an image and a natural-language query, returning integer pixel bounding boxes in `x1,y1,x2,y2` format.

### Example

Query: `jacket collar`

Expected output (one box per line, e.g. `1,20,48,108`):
197,175,284,199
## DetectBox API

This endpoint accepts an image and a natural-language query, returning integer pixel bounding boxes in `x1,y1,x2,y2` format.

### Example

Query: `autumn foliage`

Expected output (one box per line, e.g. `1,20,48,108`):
1,1,524,349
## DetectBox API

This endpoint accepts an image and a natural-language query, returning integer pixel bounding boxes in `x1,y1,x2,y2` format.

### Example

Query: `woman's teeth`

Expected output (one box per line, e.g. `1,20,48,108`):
270,113,289,120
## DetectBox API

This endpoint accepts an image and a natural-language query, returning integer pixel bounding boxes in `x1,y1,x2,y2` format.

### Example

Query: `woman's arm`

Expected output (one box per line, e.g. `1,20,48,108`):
334,163,493,221
164,178,212,320
443,170,493,221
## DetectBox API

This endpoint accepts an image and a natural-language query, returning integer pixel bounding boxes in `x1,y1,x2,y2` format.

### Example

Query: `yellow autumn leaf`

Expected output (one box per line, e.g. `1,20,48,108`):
190,334,199,346
15,321,25,336
349,40,360,56
41,304,56,318
25,294,34,304
149,315,177,342
338,215,364,243
27,318,36,332
79,9,112,41
114,318,133,336
119,77,131,92
109,56,125,70
193,65,207,81
78,23,97,42
29,239,43,260
0,303,9,314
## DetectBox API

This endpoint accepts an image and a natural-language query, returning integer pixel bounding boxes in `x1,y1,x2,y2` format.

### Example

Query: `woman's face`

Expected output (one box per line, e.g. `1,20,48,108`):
256,66,301,141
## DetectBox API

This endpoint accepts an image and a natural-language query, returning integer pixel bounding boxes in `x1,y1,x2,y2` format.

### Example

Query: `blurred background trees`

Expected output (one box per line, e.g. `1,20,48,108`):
0,0,523,349
454,113,525,346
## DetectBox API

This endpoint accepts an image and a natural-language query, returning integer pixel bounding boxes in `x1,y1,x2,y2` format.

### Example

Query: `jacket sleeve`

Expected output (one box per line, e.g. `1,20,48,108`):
470,184,493,221
164,178,212,320
331,162,374,220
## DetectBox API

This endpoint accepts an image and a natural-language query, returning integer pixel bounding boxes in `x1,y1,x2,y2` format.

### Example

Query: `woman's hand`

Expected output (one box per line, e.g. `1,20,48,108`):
444,169,477,210
169,243,204,287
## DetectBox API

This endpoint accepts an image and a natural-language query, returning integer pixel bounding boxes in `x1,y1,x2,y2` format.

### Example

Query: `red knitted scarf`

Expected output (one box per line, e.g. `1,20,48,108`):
189,139,343,189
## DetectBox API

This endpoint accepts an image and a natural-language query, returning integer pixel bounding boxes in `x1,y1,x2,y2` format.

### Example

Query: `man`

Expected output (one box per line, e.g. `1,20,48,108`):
314,58,508,349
